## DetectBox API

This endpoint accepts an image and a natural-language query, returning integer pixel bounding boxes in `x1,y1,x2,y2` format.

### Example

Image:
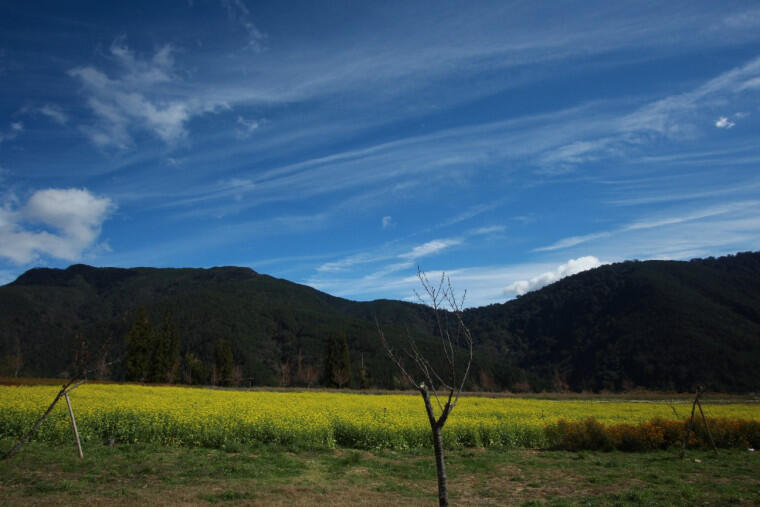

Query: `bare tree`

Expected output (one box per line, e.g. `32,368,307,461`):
297,364,319,387
376,268,473,507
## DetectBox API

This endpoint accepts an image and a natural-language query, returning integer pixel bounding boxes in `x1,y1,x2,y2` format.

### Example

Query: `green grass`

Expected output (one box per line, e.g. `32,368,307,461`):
1,438,759,505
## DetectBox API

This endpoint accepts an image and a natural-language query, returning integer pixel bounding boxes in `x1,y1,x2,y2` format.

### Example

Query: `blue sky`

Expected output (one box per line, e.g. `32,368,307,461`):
1,1,760,307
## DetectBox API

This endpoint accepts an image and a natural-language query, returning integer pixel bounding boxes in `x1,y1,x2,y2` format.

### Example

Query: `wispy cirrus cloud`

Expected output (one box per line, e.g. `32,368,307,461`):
235,116,260,138
537,56,760,172
38,104,68,125
95,48,760,222
621,56,760,135
535,232,612,252
0,122,23,144
221,0,266,51
316,237,461,274
535,201,760,254
399,239,461,260
607,176,760,206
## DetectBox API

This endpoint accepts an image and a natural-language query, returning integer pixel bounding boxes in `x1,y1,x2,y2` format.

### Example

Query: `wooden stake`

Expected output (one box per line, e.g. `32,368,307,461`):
679,388,700,459
64,392,83,459
696,399,718,455
2,379,85,461
680,386,718,459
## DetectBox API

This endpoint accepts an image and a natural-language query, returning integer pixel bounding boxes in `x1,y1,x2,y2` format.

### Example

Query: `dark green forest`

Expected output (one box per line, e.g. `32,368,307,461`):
1,251,759,393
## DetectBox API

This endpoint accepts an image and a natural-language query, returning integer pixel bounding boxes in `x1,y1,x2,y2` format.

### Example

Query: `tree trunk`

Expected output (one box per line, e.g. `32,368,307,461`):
420,387,449,507
432,425,448,507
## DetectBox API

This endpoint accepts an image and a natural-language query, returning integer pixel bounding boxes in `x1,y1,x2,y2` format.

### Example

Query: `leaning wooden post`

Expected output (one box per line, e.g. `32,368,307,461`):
679,389,700,459
696,397,718,455
64,391,84,459
2,379,85,461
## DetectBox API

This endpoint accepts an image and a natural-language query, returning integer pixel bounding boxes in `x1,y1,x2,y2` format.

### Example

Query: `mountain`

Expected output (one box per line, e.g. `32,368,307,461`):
464,252,760,393
1,252,759,392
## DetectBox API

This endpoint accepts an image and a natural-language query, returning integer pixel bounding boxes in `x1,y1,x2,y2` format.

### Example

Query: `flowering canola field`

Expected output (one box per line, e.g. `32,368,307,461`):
1,384,758,450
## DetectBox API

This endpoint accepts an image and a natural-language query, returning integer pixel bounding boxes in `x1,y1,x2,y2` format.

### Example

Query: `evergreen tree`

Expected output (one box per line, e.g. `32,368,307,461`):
125,308,153,382
214,340,233,386
185,352,205,385
148,311,180,383
183,352,208,385
323,331,351,388
125,308,181,383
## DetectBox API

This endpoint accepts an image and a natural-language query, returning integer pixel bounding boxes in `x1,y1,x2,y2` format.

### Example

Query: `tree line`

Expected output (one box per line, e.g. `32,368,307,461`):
124,309,363,389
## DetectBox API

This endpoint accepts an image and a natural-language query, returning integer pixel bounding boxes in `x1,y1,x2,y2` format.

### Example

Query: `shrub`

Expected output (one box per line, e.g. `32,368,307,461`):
545,418,612,451
544,417,760,452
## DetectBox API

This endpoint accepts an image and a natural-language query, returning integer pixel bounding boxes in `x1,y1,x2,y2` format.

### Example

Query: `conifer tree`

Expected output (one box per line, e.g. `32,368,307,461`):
125,308,181,383
323,331,352,388
214,340,233,386
183,352,208,385
125,308,153,382
149,311,180,383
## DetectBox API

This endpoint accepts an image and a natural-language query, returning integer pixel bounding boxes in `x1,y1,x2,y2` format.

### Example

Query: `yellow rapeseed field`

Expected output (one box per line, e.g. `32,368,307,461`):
1,384,758,450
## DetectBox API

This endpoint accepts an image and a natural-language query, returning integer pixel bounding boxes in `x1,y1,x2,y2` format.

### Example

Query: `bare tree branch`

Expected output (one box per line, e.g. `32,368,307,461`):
375,317,419,389
376,267,474,507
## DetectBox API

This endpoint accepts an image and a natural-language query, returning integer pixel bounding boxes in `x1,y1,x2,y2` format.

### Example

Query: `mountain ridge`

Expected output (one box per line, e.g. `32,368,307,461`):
1,252,759,392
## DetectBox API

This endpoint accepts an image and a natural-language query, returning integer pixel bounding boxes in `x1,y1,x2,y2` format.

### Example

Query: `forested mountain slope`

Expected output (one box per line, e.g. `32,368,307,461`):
1,252,759,392
464,252,760,392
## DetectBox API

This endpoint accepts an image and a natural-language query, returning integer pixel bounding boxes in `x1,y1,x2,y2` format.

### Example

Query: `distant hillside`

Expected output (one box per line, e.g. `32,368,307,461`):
464,252,760,393
1,252,759,392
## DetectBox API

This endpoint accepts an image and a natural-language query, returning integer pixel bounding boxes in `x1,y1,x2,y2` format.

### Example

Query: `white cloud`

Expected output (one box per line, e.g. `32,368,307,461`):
715,116,735,128
69,40,218,148
381,215,393,229
620,56,760,138
39,104,68,125
137,49,757,215
504,256,604,296
0,188,114,264
310,260,602,308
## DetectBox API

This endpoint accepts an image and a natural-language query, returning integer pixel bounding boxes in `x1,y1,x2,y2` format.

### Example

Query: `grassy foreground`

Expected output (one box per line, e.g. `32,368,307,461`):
1,440,759,505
